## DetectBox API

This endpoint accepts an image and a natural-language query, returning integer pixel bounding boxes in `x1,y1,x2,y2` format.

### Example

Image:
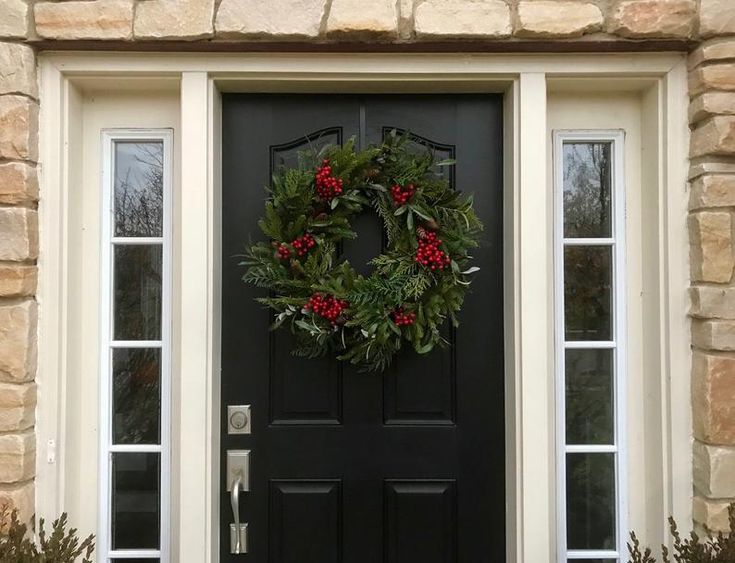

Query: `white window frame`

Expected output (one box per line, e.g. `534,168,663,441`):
554,130,627,562
99,129,173,563
35,53,691,563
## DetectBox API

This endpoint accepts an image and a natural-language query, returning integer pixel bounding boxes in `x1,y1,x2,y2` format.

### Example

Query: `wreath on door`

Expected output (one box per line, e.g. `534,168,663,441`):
241,131,483,372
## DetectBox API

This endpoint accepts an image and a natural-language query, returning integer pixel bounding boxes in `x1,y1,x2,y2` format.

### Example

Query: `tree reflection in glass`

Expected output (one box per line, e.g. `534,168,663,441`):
113,348,161,445
565,349,613,445
566,452,616,551
564,246,612,341
114,245,162,341
563,143,612,239
114,142,164,238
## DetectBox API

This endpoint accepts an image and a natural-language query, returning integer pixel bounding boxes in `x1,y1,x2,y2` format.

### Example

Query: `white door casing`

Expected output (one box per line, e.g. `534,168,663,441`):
36,53,690,563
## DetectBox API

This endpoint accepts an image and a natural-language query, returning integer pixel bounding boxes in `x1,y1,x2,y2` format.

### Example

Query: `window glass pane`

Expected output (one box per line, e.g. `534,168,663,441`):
114,141,164,237
112,560,160,562
111,452,160,550
568,560,616,562
114,245,162,340
566,452,616,550
564,246,612,341
563,142,612,239
565,349,614,445
113,348,161,445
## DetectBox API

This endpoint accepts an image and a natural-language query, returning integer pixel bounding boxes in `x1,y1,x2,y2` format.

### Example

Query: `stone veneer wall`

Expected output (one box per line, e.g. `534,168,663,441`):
0,0,733,534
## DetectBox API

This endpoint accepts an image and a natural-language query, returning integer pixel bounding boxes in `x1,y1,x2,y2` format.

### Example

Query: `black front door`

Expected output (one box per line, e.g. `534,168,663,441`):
221,94,504,563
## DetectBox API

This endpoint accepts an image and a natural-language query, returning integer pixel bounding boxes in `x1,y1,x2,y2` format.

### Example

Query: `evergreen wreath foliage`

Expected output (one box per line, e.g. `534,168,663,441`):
241,131,483,372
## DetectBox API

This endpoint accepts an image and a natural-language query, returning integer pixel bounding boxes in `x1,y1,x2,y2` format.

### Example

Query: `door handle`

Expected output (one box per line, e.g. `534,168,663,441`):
230,473,247,554
227,450,250,554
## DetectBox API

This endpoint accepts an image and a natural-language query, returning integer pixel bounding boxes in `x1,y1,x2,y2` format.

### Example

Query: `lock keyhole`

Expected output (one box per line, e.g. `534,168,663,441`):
230,411,247,429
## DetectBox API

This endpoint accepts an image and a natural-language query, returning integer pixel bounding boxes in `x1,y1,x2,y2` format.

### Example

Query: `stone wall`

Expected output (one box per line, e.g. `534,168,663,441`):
0,0,733,533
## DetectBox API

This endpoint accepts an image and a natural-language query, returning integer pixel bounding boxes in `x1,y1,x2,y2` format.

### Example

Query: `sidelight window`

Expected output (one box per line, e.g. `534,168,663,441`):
554,131,626,562
100,131,172,562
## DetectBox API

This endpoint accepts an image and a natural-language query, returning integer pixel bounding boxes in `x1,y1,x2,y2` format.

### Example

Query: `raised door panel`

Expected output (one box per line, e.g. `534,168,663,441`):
384,480,457,563
268,128,345,426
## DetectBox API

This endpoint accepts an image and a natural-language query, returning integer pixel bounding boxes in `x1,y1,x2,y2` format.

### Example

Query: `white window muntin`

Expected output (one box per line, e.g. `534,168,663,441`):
554,130,627,562
99,129,173,563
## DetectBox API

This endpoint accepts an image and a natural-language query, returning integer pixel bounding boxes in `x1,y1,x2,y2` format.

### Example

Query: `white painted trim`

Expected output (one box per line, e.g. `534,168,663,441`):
176,72,215,563
98,129,173,563
517,72,554,561
553,130,627,562
661,59,693,531
35,52,690,563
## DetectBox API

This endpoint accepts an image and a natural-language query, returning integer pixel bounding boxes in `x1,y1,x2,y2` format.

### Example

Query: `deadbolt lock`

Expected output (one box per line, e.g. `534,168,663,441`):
228,405,251,435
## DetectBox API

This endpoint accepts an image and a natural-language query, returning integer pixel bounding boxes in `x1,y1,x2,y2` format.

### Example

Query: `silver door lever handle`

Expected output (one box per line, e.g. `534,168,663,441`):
227,450,249,554
230,473,243,553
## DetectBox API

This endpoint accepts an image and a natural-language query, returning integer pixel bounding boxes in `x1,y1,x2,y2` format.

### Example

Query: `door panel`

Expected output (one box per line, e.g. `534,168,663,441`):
221,94,504,563
385,480,456,563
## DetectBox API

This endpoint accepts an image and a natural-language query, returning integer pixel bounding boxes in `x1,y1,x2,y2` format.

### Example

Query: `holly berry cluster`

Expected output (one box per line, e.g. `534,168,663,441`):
276,233,316,260
276,243,291,260
415,231,451,271
390,307,416,327
292,233,316,256
304,293,349,326
390,183,416,206
315,159,344,200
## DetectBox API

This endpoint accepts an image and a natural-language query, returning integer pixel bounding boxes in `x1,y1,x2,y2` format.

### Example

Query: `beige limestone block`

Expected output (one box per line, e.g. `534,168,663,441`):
690,174,735,209
694,440,735,497
0,208,37,261
414,0,511,38
135,0,214,40
691,116,735,158
0,44,35,98
0,301,37,384
689,38,735,69
690,161,735,181
689,92,735,125
691,286,735,319
0,162,37,206
0,265,36,298
516,1,603,38
0,96,37,161
0,383,35,433
692,351,735,445
693,495,734,533
689,212,734,283
327,0,397,38
700,0,735,38
693,319,735,351
0,480,33,527
34,0,134,40
0,0,29,39
609,0,696,39
689,65,735,97
0,431,34,483
216,0,326,39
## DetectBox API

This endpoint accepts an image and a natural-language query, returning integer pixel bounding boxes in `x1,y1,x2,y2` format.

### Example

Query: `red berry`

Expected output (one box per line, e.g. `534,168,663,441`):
414,229,450,271
304,293,349,326
391,306,416,327
390,183,417,206
315,161,344,201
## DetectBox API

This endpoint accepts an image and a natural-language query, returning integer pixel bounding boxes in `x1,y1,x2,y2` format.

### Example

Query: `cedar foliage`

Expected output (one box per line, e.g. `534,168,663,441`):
0,508,94,562
241,131,483,372
628,503,735,563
